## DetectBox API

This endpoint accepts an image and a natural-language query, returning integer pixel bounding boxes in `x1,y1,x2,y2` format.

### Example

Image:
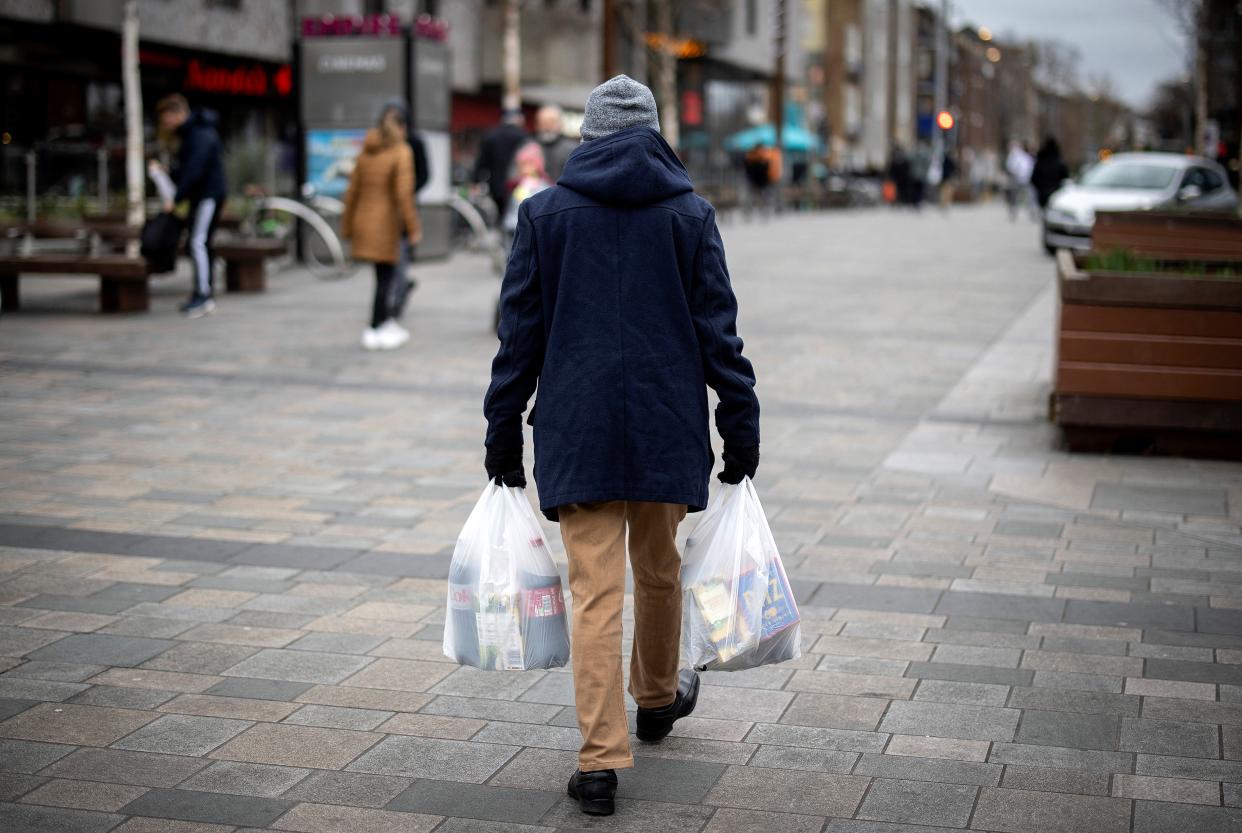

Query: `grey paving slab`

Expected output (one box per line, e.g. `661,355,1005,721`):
111,714,252,756
0,802,122,833
856,778,978,827
1013,711,1120,751
0,739,75,773
221,648,374,684
904,662,1034,687
933,592,1064,623
203,677,313,701
176,760,310,797
280,770,412,808
824,822,964,833
118,786,294,827
540,794,715,831
1092,484,1226,517
747,744,858,773
703,764,869,817
706,808,827,833
1005,687,1139,717
1132,800,1242,833
1120,717,1220,758
779,692,889,730
283,704,393,730
853,752,1002,786
745,722,888,752
141,642,259,675
347,735,519,782
879,700,1019,741
999,765,1112,796
1062,600,1194,632
614,755,728,804
387,779,562,824
988,743,1133,774
970,787,1130,833
25,634,176,668
0,771,45,801
808,584,943,614
39,747,209,787
913,680,1011,706
229,543,362,570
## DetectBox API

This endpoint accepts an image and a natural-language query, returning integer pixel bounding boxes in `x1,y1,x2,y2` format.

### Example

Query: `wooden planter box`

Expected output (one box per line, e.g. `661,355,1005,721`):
1093,209,1242,262
1053,244,1242,457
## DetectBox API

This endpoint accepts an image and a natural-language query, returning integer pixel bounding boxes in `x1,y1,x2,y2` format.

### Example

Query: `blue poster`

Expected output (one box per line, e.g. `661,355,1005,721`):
305,128,367,198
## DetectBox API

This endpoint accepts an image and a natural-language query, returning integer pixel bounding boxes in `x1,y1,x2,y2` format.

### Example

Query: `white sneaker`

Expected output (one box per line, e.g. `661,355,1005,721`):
361,327,383,350
377,319,409,349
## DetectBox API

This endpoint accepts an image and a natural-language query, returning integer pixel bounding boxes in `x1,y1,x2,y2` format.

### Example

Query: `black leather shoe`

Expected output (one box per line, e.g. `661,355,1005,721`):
567,768,617,815
635,668,700,743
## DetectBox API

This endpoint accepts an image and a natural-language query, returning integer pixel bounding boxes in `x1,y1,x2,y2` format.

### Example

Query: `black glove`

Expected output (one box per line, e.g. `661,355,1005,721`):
718,444,759,485
485,446,526,488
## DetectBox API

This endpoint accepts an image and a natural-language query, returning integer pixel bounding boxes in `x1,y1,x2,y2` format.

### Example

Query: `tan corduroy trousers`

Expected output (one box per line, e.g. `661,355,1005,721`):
558,500,687,771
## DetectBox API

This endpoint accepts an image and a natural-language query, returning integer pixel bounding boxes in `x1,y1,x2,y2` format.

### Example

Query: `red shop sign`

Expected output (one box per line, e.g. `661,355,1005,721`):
184,59,292,98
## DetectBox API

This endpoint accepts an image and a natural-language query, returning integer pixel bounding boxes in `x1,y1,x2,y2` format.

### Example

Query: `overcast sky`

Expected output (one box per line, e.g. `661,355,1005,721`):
947,0,1189,108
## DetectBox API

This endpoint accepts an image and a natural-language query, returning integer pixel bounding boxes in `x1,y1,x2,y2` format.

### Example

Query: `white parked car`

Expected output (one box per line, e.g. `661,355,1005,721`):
1042,152,1238,253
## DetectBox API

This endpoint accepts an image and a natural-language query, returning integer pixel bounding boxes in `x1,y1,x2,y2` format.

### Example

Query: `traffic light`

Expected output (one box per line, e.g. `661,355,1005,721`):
936,110,955,131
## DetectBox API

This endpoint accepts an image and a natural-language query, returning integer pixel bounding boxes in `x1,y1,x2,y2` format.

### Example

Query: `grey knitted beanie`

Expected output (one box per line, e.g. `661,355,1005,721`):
580,75,661,141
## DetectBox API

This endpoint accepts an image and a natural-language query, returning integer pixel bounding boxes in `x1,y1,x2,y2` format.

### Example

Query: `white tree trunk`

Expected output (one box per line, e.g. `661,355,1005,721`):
502,0,521,112
123,0,143,257
653,0,679,148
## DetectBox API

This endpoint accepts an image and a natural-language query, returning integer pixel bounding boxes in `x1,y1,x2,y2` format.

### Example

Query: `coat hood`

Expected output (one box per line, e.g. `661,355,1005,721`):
558,126,693,207
363,127,400,154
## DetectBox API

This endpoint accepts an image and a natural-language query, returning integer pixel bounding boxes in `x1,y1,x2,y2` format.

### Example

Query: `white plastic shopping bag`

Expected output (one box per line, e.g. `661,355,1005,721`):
681,477,802,671
444,483,571,670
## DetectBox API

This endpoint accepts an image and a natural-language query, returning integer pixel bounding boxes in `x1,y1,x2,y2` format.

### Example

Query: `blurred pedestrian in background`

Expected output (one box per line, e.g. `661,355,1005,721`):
1030,137,1070,212
937,151,958,210
154,94,226,319
743,142,780,219
887,143,911,207
533,105,577,182
502,142,551,255
473,109,529,219
1005,141,1036,221
483,74,759,817
909,142,931,210
379,99,430,324
342,103,421,351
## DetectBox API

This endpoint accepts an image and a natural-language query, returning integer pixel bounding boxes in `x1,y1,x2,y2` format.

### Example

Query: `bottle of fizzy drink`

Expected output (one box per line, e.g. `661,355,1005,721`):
519,568,570,669
447,558,481,667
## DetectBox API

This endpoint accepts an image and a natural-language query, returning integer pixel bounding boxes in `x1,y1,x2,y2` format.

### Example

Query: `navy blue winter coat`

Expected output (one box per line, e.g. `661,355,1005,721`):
484,126,759,521
173,109,227,205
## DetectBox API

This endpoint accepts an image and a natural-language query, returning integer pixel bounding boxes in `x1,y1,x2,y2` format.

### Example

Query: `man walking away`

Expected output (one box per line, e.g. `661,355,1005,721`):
156,95,226,318
483,75,760,817
533,105,577,182
473,109,529,219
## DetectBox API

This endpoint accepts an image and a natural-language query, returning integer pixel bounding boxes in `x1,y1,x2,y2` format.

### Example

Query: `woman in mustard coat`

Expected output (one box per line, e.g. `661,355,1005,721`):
341,104,422,350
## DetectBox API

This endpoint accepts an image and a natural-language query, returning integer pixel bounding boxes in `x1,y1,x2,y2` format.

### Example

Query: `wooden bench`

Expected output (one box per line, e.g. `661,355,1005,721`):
215,238,288,293
0,254,150,313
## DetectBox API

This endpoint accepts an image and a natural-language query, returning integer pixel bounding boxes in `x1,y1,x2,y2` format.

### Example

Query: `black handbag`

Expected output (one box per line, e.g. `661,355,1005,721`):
140,212,183,274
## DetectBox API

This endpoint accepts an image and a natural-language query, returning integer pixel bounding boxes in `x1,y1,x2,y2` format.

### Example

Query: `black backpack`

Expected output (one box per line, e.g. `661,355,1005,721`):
140,212,183,274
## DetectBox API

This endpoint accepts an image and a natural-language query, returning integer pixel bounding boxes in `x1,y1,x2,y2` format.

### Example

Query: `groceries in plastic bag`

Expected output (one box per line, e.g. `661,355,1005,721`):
444,483,571,670
681,477,801,671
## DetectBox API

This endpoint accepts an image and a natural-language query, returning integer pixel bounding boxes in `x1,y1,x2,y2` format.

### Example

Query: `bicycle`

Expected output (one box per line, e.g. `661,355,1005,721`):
240,184,351,280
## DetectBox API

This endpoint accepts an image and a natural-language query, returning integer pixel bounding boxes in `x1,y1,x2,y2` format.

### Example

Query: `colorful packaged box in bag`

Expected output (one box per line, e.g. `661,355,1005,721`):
688,558,800,671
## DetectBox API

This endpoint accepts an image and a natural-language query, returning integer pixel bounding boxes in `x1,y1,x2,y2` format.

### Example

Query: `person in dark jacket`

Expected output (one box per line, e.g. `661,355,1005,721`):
1031,136,1070,209
156,94,227,318
533,104,577,181
472,109,529,217
482,75,760,817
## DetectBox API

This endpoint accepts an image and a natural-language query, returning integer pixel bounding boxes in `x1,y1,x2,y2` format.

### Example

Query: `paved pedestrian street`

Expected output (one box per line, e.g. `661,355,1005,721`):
2,205,1241,833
